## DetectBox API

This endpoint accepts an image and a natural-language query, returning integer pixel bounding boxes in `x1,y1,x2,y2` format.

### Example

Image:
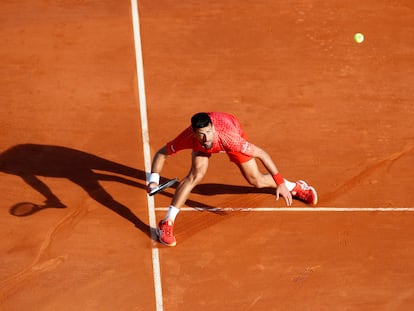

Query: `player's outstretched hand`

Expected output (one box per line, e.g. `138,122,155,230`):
147,182,158,194
276,183,292,206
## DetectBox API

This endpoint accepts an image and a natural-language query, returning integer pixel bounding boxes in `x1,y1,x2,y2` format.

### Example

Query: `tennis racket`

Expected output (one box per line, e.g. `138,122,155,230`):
148,177,178,196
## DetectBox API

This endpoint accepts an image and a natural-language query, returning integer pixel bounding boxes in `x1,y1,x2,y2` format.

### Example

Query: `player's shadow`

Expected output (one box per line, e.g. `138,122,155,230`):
1,144,275,235
1,144,157,237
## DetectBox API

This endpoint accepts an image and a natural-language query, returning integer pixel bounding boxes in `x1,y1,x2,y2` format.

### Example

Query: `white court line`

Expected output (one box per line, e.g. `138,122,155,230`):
130,1,163,311
155,207,414,212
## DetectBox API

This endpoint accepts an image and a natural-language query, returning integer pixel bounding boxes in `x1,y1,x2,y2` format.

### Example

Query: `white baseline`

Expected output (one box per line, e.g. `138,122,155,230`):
155,207,414,212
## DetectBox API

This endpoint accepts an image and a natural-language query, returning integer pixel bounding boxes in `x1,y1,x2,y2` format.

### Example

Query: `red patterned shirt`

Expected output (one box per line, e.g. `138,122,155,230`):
166,112,255,156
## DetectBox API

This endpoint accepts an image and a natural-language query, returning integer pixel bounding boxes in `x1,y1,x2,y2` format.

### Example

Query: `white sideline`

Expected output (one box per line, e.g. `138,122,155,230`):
130,1,163,311
155,207,414,212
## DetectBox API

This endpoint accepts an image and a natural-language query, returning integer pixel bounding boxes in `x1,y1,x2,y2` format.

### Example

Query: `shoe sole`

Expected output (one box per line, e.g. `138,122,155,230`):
156,227,177,247
309,186,318,205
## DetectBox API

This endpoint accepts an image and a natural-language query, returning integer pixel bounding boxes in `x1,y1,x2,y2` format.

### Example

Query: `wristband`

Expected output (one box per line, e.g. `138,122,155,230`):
272,173,284,186
148,172,160,184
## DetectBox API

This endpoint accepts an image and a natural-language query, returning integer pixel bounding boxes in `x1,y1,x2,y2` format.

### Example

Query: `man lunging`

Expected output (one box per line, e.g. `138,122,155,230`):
147,112,317,246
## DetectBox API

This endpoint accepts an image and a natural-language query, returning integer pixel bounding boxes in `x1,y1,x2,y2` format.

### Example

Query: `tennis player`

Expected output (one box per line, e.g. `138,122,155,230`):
148,112,317,246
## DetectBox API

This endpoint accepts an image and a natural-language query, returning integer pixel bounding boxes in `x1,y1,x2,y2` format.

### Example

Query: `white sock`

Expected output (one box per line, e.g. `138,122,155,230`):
165,205,180,222
284,179,297,192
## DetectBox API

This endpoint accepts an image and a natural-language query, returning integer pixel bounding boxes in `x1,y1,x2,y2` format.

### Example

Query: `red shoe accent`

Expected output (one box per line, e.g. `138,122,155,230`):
156,220,177,246
292,180,318,205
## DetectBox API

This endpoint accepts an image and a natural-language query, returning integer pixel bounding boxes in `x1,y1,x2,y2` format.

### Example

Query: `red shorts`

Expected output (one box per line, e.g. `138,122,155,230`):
226,129,252,164
226,151,253,164
194,151,252,164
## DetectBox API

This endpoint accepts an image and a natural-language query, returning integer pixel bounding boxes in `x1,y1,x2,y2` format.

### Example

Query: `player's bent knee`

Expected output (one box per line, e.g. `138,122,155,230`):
246,176,265,188
187,170,206,185
245,172,273,188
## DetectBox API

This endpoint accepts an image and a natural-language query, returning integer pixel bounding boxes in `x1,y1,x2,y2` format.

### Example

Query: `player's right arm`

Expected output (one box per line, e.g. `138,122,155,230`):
147,146,169,193
147,126,194,193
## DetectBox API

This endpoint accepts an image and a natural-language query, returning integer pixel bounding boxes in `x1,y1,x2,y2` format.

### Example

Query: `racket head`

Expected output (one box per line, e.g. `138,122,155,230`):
149,178,178,196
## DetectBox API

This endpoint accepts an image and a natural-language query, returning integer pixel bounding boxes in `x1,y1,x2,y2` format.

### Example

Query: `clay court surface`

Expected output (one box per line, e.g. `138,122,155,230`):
1,1,414,310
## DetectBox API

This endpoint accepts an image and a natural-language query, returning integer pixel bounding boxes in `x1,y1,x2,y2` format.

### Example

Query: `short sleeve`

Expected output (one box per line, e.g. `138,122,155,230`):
165,126,195,155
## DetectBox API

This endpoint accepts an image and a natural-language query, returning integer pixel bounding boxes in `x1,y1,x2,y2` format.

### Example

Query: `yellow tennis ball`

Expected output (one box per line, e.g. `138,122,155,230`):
354,33,364,43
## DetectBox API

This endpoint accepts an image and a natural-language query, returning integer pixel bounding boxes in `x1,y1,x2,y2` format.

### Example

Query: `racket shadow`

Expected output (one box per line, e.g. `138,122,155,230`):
155,180,274,216
162,179,274,196
10,202,44,217
193,183,274,195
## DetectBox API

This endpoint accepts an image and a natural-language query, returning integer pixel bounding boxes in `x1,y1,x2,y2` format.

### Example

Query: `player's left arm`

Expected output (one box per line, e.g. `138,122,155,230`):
252,145,292,205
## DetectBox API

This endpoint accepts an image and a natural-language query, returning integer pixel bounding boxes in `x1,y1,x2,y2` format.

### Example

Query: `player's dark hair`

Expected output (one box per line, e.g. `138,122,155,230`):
191,112,212,131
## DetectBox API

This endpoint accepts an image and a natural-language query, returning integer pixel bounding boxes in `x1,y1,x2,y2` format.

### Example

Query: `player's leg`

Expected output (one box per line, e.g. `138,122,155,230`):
235,157,275,188
233,155,317,205
171,152,209,208
157,152,209,246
